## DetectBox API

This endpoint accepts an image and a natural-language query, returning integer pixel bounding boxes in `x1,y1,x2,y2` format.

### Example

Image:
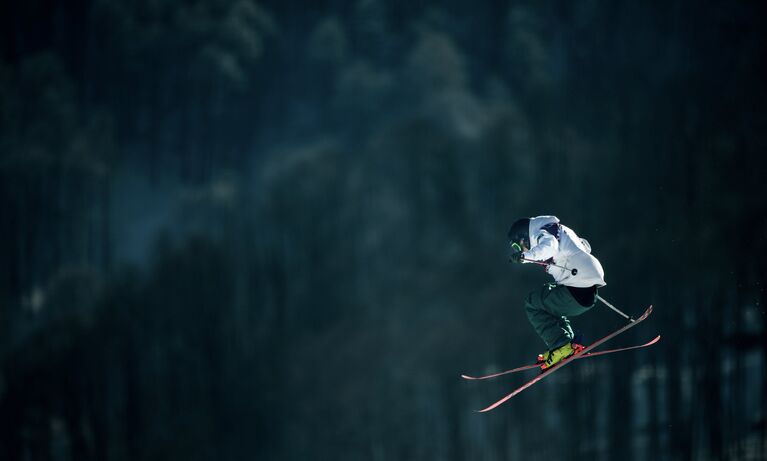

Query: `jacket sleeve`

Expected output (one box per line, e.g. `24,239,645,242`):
523,231,559,262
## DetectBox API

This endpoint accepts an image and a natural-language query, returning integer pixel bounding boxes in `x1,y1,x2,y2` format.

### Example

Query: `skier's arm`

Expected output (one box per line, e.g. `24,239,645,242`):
523,231,559,262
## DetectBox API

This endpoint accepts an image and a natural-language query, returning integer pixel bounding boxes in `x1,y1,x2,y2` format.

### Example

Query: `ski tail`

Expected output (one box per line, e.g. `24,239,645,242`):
460,363,540,380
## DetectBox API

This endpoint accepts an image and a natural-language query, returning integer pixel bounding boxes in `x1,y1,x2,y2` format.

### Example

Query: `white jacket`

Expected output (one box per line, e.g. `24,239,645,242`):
522,216,606,288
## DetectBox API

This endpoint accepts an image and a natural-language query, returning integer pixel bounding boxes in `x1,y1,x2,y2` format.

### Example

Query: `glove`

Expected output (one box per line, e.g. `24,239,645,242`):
509,249,524,264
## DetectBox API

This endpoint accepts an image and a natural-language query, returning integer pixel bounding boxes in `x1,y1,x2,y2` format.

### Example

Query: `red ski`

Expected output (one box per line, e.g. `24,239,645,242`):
475,305,654,413
461,334,660,381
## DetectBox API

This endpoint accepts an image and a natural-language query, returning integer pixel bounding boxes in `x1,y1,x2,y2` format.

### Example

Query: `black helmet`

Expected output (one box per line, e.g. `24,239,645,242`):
507,218,531,249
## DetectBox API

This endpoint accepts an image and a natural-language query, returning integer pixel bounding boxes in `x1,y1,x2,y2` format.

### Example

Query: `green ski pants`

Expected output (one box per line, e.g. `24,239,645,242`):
525,283,596,351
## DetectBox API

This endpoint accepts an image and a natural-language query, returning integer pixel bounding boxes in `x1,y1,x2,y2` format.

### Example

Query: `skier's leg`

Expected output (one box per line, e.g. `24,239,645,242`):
525,284,594,350
525,284,573,350
543,285,595,348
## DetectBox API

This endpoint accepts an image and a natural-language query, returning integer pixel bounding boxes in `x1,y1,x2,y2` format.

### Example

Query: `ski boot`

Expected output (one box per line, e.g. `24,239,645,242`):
537,342,585,370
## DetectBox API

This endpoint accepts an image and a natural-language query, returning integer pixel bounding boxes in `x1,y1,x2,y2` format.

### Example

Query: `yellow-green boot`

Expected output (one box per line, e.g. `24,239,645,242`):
537,342,585,370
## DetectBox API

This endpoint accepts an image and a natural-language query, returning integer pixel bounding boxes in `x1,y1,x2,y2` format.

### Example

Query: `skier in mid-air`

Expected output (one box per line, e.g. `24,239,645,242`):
507,215,606,369
461,216,653,411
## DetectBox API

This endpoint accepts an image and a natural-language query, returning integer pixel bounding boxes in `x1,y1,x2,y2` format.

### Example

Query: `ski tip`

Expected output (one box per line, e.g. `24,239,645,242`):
477,402,504,413
638,305,653,319
476,394,516,413
460,374,475,380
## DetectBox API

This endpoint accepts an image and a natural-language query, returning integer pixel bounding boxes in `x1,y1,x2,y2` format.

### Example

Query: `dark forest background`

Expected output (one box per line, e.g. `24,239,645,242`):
1,1,766,460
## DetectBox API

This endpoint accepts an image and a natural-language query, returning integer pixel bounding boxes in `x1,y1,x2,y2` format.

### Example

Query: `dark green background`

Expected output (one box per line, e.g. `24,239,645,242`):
1,1,765,460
